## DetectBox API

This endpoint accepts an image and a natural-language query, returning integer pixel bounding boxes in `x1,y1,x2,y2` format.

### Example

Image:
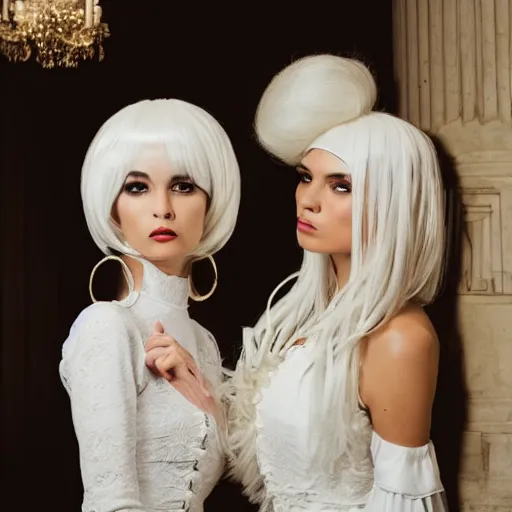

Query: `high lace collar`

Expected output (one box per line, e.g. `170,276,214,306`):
133,257,190,309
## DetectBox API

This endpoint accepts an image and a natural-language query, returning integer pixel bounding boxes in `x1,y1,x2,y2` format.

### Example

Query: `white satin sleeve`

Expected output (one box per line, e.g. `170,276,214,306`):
364,431,448,511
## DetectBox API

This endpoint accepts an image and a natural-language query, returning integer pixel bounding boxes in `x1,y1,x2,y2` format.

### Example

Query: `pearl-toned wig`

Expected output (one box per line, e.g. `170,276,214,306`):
81,98,241,259
225,54,445,501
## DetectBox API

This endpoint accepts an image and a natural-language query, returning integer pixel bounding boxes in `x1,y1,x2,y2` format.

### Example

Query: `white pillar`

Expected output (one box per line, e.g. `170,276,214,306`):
394,1,512,509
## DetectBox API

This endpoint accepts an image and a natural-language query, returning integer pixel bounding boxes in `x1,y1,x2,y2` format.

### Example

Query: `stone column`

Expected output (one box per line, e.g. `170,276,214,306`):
393,1,512,510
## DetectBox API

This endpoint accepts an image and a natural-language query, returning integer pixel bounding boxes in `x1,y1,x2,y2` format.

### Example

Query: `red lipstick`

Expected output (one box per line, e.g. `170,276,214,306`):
149,226,177,242
297,217,316,233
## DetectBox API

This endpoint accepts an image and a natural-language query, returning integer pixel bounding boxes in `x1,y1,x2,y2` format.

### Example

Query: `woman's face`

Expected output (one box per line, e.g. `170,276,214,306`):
295,148,352,257
113,144,208,276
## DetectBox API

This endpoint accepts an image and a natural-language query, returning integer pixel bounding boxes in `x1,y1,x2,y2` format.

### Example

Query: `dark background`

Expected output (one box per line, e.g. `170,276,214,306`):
0,1,465,510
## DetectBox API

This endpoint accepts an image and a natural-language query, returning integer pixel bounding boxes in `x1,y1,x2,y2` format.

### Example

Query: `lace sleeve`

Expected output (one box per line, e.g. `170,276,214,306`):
364,431,448,511
59,302,147,512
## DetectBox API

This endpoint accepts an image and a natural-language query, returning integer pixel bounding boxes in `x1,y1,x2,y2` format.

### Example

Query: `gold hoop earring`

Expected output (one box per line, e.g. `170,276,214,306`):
89,255,134,303
188,255,218,302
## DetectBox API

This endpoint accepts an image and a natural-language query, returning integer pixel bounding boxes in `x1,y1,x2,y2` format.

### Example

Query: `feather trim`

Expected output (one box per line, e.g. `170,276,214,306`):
218,327,280,508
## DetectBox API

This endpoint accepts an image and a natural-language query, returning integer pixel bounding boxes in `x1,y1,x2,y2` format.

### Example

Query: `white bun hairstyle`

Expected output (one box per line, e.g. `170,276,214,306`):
254,54,378,165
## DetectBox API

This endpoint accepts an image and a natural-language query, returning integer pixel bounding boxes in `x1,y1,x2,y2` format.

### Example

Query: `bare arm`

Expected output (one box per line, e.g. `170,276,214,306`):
360,309,439,446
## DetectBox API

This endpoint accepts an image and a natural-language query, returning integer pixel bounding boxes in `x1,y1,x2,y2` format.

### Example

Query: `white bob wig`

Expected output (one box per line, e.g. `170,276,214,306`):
225,54,446,502
81,98,241,260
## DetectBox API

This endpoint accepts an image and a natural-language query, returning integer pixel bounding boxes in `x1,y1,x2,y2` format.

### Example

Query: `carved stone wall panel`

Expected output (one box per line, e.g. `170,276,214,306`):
439,125,512,170
394,0,512,130
459,432,487,481
458,302,512,398
460,188,503,295
459,175,512,296
459,432,512,506
460,476,512,507
394,0,512,160
393,2,512,508
466,399,512,435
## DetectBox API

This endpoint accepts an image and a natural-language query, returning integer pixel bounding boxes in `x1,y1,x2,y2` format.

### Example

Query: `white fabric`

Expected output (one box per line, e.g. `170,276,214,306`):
254,342,448,511
59,257,224,512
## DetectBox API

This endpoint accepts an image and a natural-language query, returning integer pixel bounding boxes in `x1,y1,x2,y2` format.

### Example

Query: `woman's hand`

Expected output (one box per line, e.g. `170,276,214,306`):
144,322,216,416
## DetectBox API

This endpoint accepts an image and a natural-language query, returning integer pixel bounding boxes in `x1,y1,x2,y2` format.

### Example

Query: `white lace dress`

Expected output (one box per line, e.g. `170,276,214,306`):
59,258,224,512
230,335,448,512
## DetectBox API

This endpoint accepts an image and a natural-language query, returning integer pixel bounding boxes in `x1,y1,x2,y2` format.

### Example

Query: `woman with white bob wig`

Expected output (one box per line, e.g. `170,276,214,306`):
59,98,240,512
222,54,449,510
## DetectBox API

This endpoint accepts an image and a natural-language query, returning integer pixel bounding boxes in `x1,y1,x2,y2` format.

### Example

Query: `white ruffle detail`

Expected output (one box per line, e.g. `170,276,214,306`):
363,432,447,511
219,327,280,509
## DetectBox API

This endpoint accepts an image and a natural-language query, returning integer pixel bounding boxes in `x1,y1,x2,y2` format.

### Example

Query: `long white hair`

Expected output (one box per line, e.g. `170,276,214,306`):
224,54,445,504
81,98,241,260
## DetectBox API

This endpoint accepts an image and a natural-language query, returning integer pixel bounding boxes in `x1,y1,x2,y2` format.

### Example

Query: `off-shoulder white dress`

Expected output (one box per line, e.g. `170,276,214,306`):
228,330,448,512
59,257,224,512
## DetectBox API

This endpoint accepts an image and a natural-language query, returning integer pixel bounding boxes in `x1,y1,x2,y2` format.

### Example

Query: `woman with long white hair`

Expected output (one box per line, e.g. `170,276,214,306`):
59,98,240,511
223,54,448,510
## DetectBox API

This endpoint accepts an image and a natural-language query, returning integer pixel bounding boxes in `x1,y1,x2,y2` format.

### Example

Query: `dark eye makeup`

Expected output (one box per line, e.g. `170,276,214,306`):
295,167,351,193
122,173,197,195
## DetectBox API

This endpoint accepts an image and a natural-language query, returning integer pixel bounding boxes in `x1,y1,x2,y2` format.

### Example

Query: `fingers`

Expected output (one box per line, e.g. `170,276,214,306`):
146,345,192,375
160,351,191,382
145,334,177,351
154,321,165,334
160,348,211,398
146,342,200,376
146,354,219,418
145,343,202,387
154,356,174,382
145,347,168,370
145,340,213,402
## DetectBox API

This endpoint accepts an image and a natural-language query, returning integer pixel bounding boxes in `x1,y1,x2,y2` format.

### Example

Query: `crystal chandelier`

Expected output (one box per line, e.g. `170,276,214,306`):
0,0,109,68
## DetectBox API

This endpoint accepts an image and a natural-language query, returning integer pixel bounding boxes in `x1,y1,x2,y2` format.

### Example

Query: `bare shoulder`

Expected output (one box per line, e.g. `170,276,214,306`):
359,303,439,447
366,303,438,363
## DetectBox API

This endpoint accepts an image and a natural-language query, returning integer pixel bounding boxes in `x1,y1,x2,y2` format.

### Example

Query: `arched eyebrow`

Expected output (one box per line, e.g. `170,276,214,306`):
125,171,195,182
296,163,351,180
126,171,149,179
